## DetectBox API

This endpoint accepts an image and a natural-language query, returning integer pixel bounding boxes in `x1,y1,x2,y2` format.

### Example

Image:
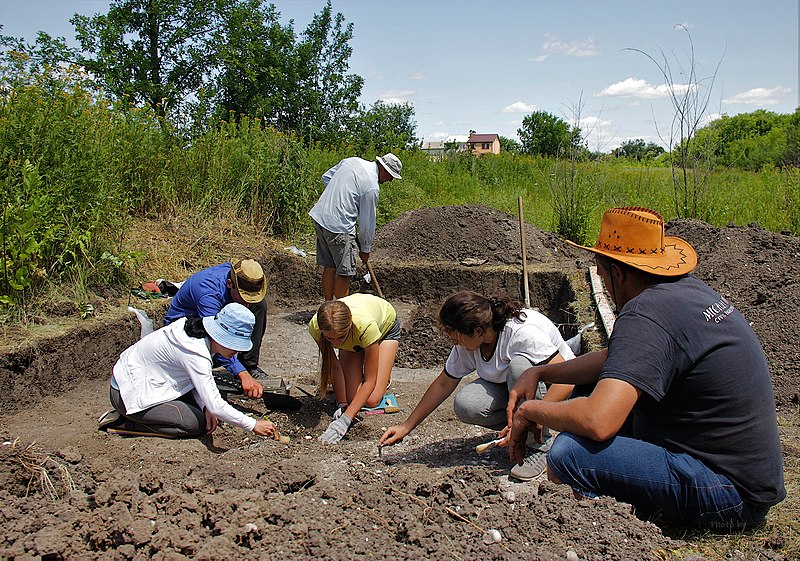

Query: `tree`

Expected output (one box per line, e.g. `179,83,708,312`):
499,135,521,154
348,100,418,152
68,0,364,140
208,0,296,126
691,109,798,170
71,0,224,121
517,110,582,157
292,1,363,144
612,139,665,161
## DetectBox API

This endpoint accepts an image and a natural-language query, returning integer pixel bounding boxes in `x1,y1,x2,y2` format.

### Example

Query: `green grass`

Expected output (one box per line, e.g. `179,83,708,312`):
1,63,798,312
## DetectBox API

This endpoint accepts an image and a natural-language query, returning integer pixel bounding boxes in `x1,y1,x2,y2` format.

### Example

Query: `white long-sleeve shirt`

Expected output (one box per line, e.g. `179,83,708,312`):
308,157,380,253
112,319,257,431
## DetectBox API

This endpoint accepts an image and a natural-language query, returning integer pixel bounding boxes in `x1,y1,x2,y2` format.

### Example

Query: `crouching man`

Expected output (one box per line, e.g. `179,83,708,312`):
507,207,785,530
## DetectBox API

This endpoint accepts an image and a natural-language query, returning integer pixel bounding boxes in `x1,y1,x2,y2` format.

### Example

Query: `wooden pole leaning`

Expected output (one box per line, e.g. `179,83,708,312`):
518,196,531,308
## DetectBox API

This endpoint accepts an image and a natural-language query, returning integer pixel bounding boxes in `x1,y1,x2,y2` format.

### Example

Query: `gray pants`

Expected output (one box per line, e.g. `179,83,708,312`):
110,385,205,437
453,356,551,448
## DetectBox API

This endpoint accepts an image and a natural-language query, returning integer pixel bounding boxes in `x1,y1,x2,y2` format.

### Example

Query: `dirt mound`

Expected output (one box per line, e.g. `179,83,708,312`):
665,219,800,408
373,205,586,268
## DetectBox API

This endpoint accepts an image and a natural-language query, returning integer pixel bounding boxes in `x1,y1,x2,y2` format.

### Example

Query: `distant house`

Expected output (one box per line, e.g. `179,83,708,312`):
467,132,500,155
421,135,468,158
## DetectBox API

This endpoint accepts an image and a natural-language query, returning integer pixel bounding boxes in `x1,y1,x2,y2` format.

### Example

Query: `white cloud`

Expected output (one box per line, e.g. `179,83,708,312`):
410,72,425,81
501,101,538,114
579,116,612,129
376,90,416,104
597,77,691,99
723,86,792,106
427,131,450,141
541,34,599,58
528,55,548,63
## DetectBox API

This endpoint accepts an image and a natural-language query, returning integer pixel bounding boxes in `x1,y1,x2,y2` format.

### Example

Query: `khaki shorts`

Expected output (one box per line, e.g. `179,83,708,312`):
313,221,357,277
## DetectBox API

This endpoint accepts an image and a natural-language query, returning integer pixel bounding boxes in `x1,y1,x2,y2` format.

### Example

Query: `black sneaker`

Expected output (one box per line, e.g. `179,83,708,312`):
249,366,270,379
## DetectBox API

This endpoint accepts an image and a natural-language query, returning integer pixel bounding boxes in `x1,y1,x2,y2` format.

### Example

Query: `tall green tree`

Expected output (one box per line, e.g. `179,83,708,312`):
71,0,225,121
517,110,582,157
348,100,418,152
499,135,521,154
209,0,296,125
612,139,665,161
293,0,363,144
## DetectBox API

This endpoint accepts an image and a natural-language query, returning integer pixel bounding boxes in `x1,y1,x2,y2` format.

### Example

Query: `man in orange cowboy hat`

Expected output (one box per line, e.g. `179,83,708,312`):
506,207,785,530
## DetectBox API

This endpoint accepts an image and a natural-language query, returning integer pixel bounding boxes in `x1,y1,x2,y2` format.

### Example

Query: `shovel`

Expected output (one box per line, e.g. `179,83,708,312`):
356,235,384,299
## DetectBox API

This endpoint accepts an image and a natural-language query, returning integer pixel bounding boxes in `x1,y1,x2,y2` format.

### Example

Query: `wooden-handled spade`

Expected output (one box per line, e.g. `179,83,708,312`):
356,235,384,298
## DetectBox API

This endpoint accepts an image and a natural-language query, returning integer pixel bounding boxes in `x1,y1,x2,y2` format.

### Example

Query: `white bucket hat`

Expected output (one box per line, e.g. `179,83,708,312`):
202,303,255,352
376,153,403,179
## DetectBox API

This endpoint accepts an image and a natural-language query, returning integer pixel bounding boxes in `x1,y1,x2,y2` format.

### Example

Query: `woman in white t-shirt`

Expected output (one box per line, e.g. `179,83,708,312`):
379,291,575,480
99,303,275,439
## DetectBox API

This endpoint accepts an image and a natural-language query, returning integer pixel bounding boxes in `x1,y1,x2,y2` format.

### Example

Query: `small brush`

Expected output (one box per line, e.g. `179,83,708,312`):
475,437,504,455
262,415,290,444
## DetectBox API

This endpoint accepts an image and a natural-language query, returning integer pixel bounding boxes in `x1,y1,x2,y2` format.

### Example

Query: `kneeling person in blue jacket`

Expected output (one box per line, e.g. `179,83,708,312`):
164,259,268,398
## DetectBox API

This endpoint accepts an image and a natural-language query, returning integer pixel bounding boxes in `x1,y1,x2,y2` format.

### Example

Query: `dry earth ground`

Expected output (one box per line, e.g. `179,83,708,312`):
0,205,798,560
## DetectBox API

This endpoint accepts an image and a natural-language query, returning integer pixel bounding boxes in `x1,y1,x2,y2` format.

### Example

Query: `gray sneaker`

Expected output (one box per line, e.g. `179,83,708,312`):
510,449,548,481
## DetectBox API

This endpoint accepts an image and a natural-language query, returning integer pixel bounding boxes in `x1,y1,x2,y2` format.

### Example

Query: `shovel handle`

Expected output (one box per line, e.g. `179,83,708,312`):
365,261,384,298
356,234,385,299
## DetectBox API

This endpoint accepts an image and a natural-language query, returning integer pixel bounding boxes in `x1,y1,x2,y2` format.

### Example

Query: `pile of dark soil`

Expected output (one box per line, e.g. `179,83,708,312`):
373,205,586,269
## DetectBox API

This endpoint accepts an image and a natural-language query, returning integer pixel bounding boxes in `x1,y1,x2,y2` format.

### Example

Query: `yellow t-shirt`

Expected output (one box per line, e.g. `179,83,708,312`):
308,293,397,351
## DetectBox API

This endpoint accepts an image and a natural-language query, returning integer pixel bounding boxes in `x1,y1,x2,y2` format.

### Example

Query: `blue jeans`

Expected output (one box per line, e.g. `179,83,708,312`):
547,432,769,530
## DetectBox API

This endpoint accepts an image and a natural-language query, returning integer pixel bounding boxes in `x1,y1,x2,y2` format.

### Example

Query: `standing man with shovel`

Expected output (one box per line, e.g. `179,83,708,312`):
309,153,403,301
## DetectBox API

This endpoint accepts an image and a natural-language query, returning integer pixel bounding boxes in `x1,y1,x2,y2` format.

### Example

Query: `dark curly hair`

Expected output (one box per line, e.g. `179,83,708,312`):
438,290,525,336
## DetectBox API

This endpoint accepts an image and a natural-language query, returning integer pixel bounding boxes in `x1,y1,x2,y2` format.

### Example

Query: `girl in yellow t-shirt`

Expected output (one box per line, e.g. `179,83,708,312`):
308,293,401,443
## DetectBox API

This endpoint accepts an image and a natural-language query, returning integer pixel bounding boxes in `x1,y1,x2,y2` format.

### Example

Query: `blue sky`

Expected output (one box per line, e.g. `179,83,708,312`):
2,0,798,151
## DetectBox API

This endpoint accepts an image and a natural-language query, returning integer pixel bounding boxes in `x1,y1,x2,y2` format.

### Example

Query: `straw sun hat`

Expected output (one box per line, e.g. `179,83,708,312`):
230,259,267,303
566,207,697,276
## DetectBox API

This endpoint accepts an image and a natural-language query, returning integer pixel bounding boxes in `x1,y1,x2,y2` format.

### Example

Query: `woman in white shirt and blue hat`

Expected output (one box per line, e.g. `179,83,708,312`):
99,302,275,438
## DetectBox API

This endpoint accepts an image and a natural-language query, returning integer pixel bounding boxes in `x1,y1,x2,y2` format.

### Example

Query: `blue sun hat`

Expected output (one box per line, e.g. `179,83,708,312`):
202,303,255,352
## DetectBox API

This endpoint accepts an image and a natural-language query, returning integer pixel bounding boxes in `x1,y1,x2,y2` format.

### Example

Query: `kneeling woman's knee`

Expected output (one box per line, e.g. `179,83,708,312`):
452,390,480,425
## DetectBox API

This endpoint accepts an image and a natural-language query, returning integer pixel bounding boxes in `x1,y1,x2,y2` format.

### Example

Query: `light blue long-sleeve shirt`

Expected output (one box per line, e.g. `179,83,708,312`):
308,157,380,253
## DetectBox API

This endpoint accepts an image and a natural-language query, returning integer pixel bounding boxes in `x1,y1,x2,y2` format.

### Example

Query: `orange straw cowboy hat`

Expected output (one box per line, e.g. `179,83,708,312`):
565,207,697,276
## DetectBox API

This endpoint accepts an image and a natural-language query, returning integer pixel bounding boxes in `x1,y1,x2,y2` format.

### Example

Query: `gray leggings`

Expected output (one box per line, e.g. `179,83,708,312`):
453,355,550,448
110,385,205,437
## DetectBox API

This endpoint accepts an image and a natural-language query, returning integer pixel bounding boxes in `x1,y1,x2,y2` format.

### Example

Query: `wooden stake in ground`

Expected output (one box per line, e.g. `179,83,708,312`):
518,196,531,307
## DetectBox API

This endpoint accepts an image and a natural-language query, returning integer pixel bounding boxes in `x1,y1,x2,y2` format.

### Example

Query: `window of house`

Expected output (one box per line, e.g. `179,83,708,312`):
482,143,489,149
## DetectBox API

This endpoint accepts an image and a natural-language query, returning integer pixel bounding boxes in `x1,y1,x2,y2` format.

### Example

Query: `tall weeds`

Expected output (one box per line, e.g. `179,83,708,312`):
0,56,795,315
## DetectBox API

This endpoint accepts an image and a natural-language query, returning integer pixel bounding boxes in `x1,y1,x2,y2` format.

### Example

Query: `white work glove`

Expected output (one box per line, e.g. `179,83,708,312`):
319,414,352,444
333,404,347,421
